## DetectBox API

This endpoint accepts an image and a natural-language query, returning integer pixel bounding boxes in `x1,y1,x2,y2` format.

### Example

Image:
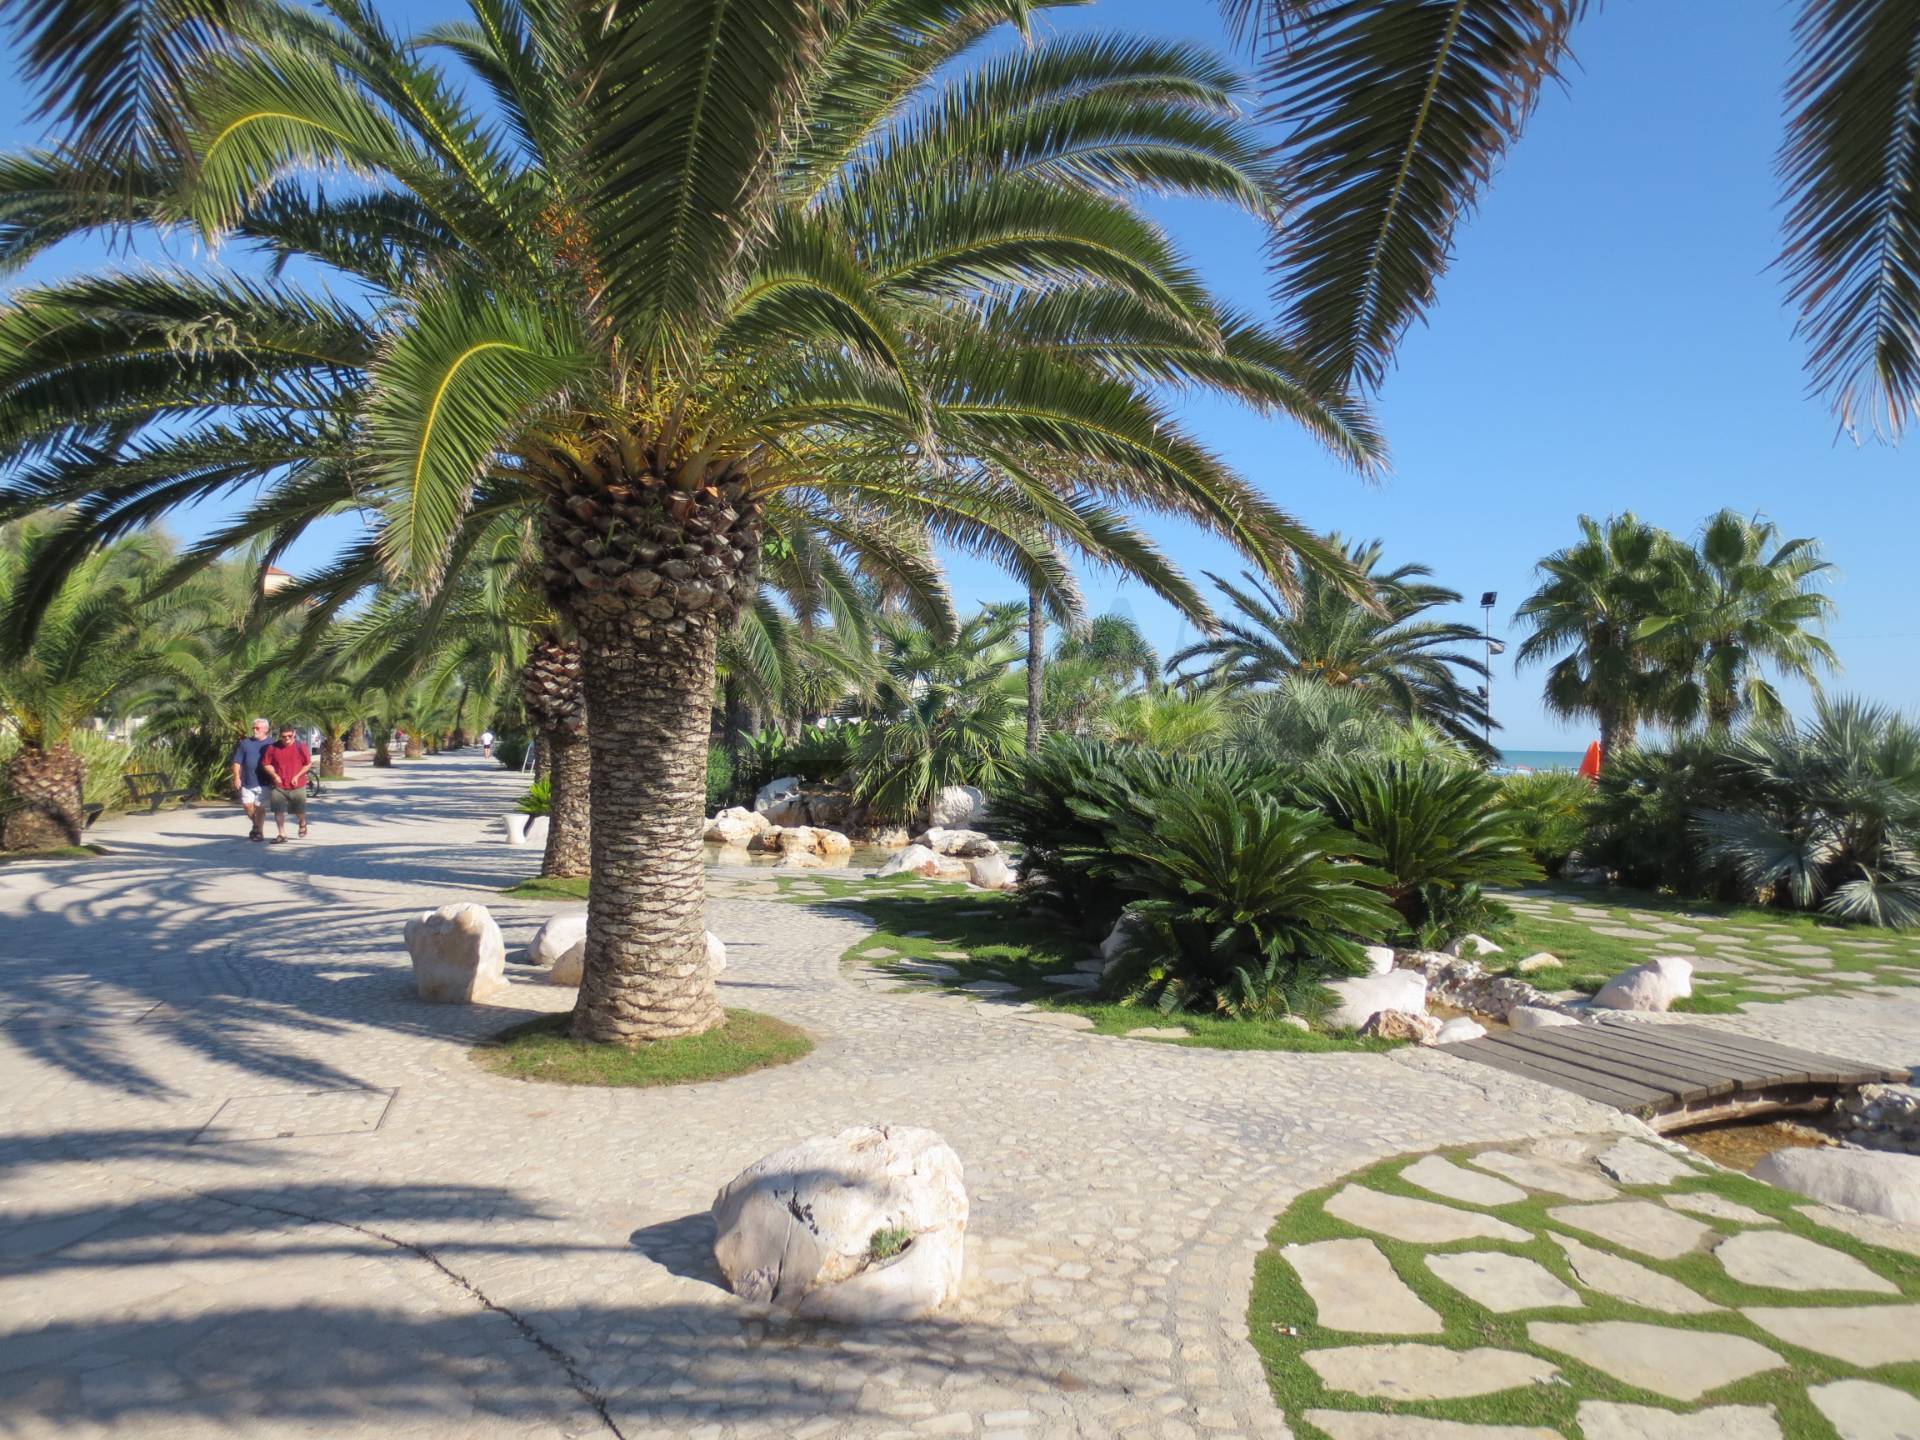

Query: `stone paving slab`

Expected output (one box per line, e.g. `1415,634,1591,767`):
1712,1230,1898,1294
1281,1238,1440,1334
1302,1414,1559,1440
1808,1378,1920,1440
1301,1343,1559,1400
1546,1201,1712,1260
1549,1235,1725,1315
1574,1401,1783,1439
1424,1251,1582,1312
1400,1154,1529,1207
1325,1185,1530,1245
1740,1303,1920,1365
1526,1321,1784,1401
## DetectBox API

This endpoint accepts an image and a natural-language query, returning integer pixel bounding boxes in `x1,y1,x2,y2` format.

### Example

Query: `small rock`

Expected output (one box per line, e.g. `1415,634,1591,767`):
1516,953,1562,973
876,843,941,879
1444,933,1502,958
1509,1005,1582,1032
1435,1017,1487,1044
405,903,509,1003
926,784,986,830
1591,955,1693,1012
528,912,586,966
1327,969,1429,1030
1125,1027,1189,1040
1361,1009,1442,1044
965,853,1015,891
1360,945,1396,976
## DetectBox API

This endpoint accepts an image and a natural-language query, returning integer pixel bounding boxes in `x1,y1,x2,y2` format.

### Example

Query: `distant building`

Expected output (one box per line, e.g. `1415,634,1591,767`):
260,565,293,596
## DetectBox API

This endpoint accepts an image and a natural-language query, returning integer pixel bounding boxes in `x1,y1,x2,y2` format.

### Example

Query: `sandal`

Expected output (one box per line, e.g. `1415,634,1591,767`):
298,826,308,838
270,836,287,845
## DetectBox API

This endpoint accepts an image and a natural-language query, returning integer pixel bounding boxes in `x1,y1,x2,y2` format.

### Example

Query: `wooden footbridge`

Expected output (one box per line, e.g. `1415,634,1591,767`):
1446,1020,1909,1132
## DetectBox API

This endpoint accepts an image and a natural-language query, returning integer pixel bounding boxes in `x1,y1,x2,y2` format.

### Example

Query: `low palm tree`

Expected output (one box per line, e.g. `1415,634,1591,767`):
1169,540,1493,752
1,0,1379,1043
1653,509,1838,731
1042,613,1160,736
1226,0,1920,438
1513,513,1693,762
0,524,196,847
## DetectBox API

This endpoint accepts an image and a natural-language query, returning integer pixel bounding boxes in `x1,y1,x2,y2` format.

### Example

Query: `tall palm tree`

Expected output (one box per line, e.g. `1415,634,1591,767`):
1042,612,1160,736
1513,512,1692,762
0,0,1379,1043
1225,0,1920,439
1651,509,1838,731
1168,539,1494,751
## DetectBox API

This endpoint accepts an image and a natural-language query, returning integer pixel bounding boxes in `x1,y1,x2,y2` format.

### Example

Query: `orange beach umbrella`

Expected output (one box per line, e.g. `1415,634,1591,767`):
1576,741,1602,782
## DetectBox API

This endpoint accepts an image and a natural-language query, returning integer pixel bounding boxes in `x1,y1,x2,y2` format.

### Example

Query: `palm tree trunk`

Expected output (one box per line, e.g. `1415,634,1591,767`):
2,745,84,850
1026,579,1044,755
569,617,725,1045
403,733,424,759
346,720,367,750
373,731,393,768
532,733,549,784
319,733,346,779
540,725,592,878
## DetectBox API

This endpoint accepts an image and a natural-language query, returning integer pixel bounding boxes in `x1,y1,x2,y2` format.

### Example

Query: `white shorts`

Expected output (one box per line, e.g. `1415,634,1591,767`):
241,786,264,807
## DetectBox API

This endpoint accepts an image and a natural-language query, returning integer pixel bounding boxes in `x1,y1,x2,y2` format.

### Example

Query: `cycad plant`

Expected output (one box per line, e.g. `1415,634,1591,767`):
1697,697,1920,927
0,0,1380,1042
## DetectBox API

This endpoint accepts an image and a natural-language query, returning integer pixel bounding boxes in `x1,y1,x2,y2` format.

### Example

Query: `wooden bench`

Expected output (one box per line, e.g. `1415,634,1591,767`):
123,772,191,815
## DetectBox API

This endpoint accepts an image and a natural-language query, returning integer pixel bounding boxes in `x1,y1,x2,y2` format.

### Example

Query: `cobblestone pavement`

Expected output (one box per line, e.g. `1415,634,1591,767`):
0,754,1718,1440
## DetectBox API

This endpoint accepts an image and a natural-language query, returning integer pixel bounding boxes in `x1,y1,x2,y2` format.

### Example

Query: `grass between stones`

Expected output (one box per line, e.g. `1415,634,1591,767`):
778,874,1397,1054
472,1008,812,1086
1489,881,1920,1012
500,875,591,900
1249,1145,1920,1437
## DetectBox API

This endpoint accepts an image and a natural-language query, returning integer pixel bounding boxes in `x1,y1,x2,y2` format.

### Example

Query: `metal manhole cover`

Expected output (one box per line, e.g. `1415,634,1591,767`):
193,1087,397,1143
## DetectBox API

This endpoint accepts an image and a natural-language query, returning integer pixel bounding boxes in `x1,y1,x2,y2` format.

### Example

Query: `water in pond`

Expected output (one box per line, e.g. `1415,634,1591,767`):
1670,1116,1840,1172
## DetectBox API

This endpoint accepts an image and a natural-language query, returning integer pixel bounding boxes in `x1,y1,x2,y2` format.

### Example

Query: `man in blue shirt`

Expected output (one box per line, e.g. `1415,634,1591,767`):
229,717,274,842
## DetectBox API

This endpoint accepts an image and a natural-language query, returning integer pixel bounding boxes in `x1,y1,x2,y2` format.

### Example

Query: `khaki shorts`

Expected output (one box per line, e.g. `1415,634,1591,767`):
269,786,307,818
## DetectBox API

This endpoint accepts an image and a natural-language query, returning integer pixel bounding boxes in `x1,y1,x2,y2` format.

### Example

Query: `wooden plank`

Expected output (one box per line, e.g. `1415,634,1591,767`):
1646,1026,1888,1085
1481,1032,1691,1104
1537,1029,1742,1097
1587,1023,1828,1080
1656,1022,1902,1078
1451,1039,1661,1111
1471,1034,1681,1105
1560,1026,1792,1088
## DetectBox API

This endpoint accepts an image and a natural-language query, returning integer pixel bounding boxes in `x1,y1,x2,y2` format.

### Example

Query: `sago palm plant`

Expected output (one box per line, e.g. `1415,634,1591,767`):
0,0,1380,1042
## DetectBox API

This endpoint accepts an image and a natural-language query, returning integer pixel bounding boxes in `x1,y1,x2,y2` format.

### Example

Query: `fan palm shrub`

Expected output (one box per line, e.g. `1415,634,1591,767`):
0,0,1382,1042
1097,777,1396,1017
1293,756,1539,939
1498,770,1593,879
1168,541,1493,752
1224,674,1465,767
1697,697,1920,927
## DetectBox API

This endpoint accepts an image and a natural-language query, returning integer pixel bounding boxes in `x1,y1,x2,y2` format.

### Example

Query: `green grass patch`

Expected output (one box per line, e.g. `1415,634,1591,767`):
779,875,1395,1053
472,1008,811,1086
500,875,590,901
1251,1144,1920,1437
0,842,110,865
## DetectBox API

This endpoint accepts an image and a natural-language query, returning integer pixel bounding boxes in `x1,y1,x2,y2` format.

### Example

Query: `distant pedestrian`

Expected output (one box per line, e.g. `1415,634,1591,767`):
230,717,273,842
480,729,495,760
261,724,313,843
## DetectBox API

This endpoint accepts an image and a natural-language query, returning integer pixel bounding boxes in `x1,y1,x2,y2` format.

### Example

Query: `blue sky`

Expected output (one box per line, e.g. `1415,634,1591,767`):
5,0,1914,748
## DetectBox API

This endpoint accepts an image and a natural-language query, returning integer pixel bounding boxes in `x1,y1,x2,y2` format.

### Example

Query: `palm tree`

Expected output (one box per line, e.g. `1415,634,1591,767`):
0,0,1379,1043
1225,0,1920,438
1168,540,1494,751
1513,513,1693,763
0,524,196,848
1651,509,1838,731
1042,612,1160,736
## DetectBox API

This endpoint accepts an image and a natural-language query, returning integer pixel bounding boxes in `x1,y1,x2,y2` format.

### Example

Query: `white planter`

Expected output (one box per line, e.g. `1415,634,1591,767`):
505,813,532,845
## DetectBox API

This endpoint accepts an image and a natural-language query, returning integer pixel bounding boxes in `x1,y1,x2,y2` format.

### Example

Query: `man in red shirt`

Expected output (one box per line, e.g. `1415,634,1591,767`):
261,725,313,843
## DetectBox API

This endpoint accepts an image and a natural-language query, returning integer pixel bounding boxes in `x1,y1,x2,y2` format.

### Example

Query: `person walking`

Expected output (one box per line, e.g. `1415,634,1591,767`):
230,717,274,842
261,724,313,843
479,728,495,760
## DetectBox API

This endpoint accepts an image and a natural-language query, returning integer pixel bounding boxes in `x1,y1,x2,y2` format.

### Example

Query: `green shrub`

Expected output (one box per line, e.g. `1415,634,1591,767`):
517,777,551,816
1585,736,1749,897
705,744,734,813
736,728,788,799
1499,770,1593,877
494,734,531,771
1293,756,1538,938
788,721,864,784
1098,777,1396,1018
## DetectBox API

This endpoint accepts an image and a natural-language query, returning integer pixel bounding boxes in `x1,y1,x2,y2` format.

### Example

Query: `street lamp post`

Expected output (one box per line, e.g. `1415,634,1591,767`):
1480,591,1500,754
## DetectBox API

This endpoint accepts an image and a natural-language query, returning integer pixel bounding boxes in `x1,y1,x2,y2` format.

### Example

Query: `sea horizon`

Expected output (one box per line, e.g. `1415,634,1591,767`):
1497,749,1587,771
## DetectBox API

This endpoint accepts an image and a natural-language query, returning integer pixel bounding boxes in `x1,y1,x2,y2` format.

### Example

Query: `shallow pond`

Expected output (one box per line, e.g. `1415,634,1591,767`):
1669,1116,1839,1172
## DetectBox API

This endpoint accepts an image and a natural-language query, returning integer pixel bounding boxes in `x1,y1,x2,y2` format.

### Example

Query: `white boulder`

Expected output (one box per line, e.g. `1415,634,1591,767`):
918,827,999,858
1436,1017,1488,1044
965,853,1015,891
1591,955,1694,1013
529,912,587,967
1360,1010,1442,1044
754,776,804,824
405,903,509,1003
1327,969,1429,1031
705,813,760,847
1444,933,1503,958
707,930,728,977
1516,952,1563,974
1361,945,1397,976
927,784,987,830
1752,1147,1920,1227
1510,1005,1584,1032
711,1124,968,1322
876,844,942,879
774,851,829,870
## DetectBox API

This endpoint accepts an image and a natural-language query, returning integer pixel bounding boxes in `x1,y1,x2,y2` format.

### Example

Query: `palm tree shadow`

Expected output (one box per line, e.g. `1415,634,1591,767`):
629,1211,725,1289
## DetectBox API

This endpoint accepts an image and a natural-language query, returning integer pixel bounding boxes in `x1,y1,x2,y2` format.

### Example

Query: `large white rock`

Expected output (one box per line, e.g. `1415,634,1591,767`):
1443,933,1503,958
719,805,769,835
550,928,726,988
1361,945,1397,976
918,827,999,858
711,1124,967,1322
1591,955,1693,1012
1510,1005,1584,1032
754,776,804,824
704,814,759,847
405,903,509,1003
965,853,1015,891
1752,1146,1920,1227
876,843,942,878
927,784,987,830
529,912,587,967
1327,969,1429,1031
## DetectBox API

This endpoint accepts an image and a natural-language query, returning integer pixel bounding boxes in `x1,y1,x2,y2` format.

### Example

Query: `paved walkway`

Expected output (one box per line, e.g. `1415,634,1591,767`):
0,755,1873,1440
